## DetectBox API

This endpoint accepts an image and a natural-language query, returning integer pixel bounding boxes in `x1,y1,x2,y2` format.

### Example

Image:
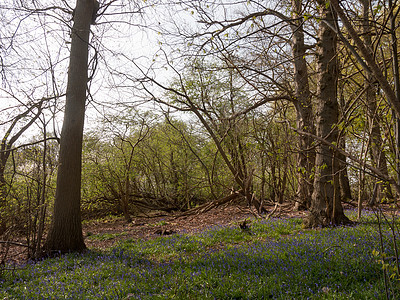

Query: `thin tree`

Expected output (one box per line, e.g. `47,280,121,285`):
330,0,400,202
361,0,393,205
0,100,44,234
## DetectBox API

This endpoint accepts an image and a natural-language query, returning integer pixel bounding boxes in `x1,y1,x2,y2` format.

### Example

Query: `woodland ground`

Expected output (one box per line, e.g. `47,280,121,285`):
0,202,393,265
83,204,307,251
1,204,259,264
1,203,400,299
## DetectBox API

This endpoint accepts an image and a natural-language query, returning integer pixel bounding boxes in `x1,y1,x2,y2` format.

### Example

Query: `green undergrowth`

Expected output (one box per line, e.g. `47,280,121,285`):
1,209,399,299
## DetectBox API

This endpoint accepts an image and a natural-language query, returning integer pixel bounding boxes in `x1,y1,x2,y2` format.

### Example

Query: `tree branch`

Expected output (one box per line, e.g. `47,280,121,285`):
331,0,400,119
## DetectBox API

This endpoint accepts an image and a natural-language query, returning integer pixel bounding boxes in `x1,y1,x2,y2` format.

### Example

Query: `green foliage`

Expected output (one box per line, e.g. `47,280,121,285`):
81,114,224,216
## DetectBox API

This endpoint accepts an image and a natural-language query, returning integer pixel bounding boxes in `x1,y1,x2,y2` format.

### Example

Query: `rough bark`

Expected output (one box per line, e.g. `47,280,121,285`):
305,1,349,227
43,0,94,253
291,0,315,211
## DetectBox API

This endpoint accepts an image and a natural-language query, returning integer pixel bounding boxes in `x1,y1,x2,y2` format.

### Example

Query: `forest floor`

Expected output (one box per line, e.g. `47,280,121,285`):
83,203,309,251
2,202,397,266
3,203,399,299
1,203,306,265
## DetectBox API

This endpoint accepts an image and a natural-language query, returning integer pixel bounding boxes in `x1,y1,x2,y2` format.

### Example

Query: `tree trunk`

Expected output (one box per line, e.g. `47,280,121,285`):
338,138,352,202
0,137,11,235
43,0,94,253
367,87,394,204
121,174,132,223
305,1,349,227
291,0,315,211
0,172,7,235
360,0,393,205
389,0,400,202
338,94,352,202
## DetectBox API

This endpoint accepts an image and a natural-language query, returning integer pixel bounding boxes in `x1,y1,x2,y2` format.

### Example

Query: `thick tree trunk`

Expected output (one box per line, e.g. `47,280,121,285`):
43,0,94,253
291,0,315,211
305,1,349,227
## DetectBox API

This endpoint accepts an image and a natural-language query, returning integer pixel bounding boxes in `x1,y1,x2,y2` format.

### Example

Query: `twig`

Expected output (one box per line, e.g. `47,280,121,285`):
0,241,32,248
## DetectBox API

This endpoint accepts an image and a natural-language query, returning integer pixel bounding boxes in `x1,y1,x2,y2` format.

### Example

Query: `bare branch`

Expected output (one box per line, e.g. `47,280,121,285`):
331,0,400,118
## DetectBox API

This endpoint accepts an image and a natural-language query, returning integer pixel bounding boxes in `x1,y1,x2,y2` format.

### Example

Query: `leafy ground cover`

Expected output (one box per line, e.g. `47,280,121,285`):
1,208,399,299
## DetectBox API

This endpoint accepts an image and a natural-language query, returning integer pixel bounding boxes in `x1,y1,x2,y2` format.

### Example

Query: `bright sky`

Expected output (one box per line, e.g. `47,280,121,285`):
0,0,287,142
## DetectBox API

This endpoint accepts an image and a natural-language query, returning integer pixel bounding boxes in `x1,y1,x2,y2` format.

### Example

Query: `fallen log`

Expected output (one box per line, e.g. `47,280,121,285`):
175,190,243,218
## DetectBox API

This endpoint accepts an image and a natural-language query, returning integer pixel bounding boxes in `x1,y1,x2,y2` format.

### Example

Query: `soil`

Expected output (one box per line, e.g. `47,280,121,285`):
1,203,308,266
83,205,252,250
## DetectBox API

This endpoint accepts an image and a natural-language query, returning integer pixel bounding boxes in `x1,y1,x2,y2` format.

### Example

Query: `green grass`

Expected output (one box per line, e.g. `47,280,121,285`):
1,209,399,299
